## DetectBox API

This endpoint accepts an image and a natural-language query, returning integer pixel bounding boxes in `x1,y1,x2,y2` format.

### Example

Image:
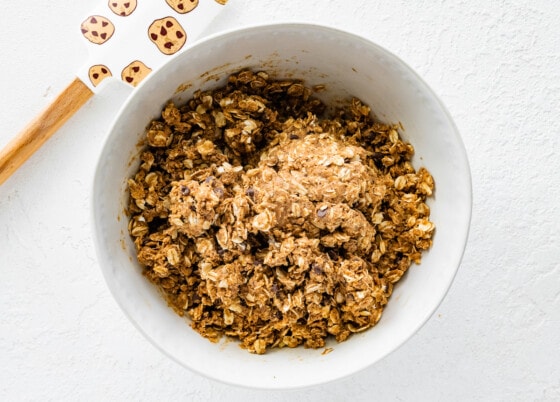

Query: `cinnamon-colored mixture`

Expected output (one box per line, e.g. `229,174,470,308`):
127,70,435,354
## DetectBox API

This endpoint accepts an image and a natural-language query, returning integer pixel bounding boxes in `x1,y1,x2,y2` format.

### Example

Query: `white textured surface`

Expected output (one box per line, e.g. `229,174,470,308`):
1,0,558,400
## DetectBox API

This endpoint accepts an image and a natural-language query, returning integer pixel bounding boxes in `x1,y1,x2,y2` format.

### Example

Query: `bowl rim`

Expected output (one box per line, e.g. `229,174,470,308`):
91,21,472,390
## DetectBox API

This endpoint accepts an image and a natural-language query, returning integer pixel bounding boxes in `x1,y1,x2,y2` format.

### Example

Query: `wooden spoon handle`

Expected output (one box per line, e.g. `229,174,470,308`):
0,77,94,186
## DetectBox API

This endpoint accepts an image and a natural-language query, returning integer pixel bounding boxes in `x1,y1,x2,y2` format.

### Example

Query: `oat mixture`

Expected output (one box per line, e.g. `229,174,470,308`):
127,70,435,354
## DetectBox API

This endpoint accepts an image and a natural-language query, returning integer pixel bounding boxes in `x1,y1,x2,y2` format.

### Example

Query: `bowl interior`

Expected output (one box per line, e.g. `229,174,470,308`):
93,23,471,389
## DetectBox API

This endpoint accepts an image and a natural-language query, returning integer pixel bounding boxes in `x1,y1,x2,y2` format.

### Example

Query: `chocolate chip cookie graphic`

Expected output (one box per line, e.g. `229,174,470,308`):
148,17,187,55
88,64,112,87
81,15,115,45
165,0,199,14
121,60,152,87
108,0,137,16
214,0,228,4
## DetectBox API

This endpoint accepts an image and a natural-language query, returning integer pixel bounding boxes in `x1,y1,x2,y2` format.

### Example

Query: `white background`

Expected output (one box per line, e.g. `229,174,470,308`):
1,1,559,400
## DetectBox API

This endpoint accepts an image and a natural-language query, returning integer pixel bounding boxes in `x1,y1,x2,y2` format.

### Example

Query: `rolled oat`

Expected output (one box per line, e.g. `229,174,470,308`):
127,70,435,354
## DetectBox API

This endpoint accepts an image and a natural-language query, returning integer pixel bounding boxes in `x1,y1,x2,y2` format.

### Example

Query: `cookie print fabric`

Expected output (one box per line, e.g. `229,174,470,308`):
78,0,227,91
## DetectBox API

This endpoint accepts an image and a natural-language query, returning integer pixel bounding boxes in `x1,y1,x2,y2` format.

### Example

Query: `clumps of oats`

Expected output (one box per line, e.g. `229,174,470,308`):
127,70,435,354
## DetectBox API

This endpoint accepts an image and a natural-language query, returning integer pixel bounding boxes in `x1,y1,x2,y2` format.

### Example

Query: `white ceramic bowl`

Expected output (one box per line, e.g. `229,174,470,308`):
92,23,471,389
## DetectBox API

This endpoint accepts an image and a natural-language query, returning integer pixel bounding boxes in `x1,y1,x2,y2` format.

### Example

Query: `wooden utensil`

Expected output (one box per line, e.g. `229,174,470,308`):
0,0,228,186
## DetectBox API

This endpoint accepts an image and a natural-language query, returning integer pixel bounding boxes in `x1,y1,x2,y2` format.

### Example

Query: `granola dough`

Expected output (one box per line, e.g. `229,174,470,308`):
127,70,435,354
